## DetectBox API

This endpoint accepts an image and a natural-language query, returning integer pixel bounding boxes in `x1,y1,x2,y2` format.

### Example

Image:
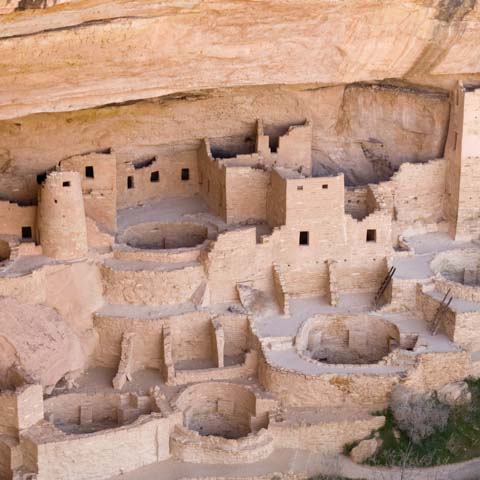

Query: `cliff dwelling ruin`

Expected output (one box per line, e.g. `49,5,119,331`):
2,1,480,479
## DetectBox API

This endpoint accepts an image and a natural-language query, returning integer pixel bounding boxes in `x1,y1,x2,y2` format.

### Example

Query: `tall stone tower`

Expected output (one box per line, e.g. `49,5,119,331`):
37,171,88,260
444,82,480,241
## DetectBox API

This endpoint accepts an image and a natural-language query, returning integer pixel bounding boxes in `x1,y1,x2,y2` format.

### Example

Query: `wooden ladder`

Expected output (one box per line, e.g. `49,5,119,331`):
373,266,396,308
432,289,453,335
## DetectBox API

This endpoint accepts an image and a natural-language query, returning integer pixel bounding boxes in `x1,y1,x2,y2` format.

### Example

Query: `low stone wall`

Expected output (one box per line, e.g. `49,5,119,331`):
113,244,202,264
170,425,274,464
171,351,258,386
269,413,385,454
403,351,471,392
434,276,480,303
272,263,290,315
388,277,420,312
258,354,399,408
0,385,43,436
100,262,205,305
21,414,175,480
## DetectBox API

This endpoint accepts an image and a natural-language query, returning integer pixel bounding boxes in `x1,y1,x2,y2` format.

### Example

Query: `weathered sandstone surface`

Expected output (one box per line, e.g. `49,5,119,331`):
0,83,449,185
0,297,84,389
0,0,479,119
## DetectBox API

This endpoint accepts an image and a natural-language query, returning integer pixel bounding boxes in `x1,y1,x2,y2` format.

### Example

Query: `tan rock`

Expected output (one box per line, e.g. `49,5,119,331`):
437,381,472,406
350,438,382,464
0,1,479,118
0,297,84,390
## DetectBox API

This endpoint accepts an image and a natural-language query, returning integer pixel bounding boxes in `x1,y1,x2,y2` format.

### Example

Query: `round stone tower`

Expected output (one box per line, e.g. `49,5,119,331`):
37,171,88,260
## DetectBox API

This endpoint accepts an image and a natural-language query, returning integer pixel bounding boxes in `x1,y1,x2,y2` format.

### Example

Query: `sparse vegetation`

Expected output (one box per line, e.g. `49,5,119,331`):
364,378,480,467
390,385,450,444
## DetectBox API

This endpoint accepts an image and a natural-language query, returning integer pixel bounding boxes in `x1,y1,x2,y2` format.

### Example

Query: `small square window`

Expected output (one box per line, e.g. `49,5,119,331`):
297,185,303,191
181,168,190,181
366,229,377,242
299,231,309,246
127,176,134,189
150,171,160,183
62,181,70,187
21,226,32,239
85,166,94,178
322,184,328,189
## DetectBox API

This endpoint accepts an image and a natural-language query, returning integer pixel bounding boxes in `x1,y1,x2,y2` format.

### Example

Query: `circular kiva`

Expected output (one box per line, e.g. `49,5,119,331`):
296,314,400,365
431,248,480,287
175,383,259,439
120,222,209,250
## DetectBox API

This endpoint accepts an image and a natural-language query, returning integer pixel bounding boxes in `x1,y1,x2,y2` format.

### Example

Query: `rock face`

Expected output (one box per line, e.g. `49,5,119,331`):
437,381,472,406
0,83,449,186
0,297,84,390
0,0,479,118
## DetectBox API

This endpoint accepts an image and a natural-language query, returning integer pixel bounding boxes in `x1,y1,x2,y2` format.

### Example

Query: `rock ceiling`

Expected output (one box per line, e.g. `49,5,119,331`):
1,0,480,120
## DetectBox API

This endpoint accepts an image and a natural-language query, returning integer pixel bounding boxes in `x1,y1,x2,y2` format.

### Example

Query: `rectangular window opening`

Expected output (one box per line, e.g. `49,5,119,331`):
85,166,94,178
181,168,190,181
127,176,134,189
322,184,328,189
62,181,70,187
21,226,32,240
299,231,309,246
150,171,160,183
36,173,47,185
297,185,303,191
366,229,377,242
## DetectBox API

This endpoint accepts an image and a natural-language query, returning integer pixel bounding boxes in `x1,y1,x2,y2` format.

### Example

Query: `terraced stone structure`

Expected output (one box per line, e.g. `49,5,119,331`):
1,2,480,479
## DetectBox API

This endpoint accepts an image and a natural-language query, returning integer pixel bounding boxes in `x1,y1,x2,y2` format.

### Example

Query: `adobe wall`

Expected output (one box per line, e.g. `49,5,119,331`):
170,425,274,464
59,153,117,232
203,228,274,304
21,415,174,480
100,262,205,306
94,311,250,374
330,257,388,295
44,393,122,426
281,262,329,297
403,351,471,392
257,121,312,175
444,84,480,240
0,201,36,239
37,171,88,260
374,158,446,241
272,264,290,314
266,169,287,228
258,355,399,408
455,87,480,240
225,167,269,223
113,244,202,264
197,140,227,220
116,149,199,208
269,414,385,455
171,351,258,386
0,385,43,436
